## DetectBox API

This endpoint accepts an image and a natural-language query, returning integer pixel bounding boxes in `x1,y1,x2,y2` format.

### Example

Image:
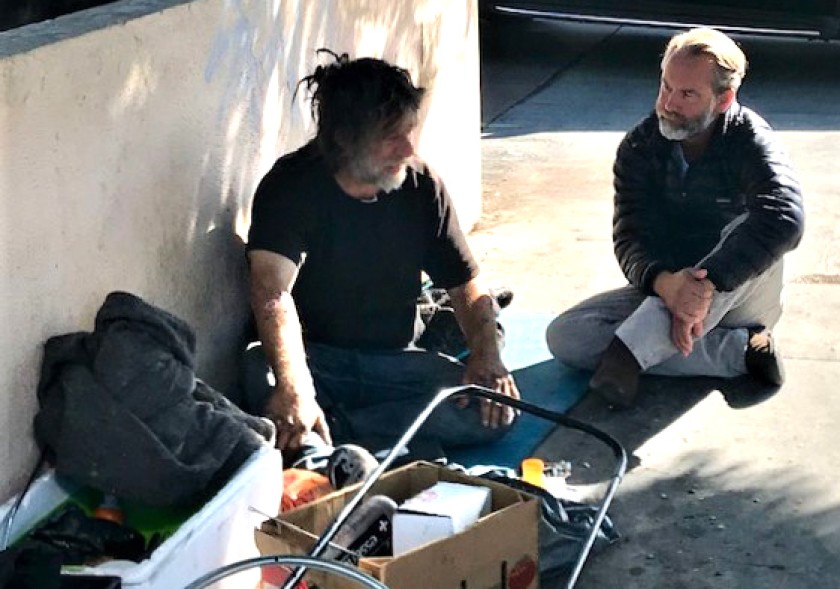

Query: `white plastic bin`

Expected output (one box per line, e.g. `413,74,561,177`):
1,444,284,588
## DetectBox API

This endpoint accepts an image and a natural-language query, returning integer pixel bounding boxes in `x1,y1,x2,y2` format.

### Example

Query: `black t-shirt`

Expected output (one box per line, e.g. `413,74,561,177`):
247,141,478,349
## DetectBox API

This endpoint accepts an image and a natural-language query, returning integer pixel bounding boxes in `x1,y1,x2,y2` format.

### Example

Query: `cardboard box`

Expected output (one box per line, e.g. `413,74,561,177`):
255,461,540,589
392,481,491,555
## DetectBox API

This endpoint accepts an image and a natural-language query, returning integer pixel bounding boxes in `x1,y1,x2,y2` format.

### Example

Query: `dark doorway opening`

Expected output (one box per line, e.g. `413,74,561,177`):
0,0,118,32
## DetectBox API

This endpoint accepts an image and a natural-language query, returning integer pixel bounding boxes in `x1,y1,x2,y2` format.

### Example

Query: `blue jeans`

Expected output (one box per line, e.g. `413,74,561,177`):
240,342,511,449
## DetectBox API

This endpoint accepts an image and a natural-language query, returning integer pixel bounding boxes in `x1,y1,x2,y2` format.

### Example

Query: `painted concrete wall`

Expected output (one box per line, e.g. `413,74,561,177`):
0,0,481,501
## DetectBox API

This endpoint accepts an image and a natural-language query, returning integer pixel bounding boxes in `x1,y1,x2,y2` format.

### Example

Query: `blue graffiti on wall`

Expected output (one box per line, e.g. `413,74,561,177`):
204,0,286,132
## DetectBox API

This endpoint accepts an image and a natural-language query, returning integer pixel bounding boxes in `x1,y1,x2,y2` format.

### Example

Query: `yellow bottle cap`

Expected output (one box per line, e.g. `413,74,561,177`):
521,457,546,488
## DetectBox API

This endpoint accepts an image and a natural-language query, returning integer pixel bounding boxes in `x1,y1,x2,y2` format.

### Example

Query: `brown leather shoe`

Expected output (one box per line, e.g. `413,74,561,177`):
588,337,642,408
745,328,785,387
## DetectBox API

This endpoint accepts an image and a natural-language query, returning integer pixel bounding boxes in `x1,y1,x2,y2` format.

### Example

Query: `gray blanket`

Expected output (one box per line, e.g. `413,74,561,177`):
35,291,273,506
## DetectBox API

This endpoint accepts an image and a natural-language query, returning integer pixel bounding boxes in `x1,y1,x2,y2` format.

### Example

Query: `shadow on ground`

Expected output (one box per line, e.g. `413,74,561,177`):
542,375,782,485
575,445,840,589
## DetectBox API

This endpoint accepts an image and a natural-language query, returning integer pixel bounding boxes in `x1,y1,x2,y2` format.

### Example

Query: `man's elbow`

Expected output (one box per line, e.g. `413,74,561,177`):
773,202,805,254
450,279,491,305
250,286,293,317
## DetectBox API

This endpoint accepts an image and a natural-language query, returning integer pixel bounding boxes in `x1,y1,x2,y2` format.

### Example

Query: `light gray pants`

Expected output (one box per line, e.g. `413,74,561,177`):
545,260,784,378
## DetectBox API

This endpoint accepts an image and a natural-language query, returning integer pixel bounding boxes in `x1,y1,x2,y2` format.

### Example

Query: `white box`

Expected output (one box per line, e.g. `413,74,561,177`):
392,480,491,555
0,444,283,589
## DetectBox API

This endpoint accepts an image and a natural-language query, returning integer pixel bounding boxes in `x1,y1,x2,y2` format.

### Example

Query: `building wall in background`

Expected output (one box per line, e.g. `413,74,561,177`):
0,0,481,500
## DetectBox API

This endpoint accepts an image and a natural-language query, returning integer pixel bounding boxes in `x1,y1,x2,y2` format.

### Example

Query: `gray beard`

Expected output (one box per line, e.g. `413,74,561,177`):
347,157,407,194
375,166,407,193
658,108,717,141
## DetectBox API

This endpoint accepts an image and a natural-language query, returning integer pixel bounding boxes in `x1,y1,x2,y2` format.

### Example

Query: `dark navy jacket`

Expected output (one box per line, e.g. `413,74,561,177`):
612,103,804,293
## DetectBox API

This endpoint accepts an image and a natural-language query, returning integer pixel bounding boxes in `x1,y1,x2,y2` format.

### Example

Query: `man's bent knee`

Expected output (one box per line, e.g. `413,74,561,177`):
545,313,600,371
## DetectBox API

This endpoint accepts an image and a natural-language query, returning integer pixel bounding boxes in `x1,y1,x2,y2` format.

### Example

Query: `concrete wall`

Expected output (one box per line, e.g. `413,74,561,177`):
0,0,481,501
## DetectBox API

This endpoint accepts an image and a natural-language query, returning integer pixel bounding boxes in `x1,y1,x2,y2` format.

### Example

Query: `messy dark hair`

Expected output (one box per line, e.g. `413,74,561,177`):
297,49,426,173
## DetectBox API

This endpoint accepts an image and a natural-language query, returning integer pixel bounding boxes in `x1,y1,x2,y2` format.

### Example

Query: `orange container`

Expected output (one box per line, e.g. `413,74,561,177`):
281,469,333,512
520,458,546,489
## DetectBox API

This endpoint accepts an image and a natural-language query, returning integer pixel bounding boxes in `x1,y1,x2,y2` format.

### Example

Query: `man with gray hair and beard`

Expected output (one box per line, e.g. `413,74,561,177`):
546,27,804,408
244,51,519,458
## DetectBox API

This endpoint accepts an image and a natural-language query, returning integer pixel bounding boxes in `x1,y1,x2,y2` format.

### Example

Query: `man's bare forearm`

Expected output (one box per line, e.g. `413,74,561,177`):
250,288,315,400
448,279,519,426
247,250,330,448
449,280,500,359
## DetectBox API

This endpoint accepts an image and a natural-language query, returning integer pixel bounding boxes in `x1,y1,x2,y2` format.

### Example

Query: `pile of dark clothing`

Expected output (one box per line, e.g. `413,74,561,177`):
34,291,273,507
1,502,146,589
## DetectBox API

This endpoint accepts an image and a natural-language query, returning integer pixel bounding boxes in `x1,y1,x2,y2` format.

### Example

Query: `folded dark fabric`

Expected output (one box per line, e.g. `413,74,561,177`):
25,503,147,565
34,291,272,506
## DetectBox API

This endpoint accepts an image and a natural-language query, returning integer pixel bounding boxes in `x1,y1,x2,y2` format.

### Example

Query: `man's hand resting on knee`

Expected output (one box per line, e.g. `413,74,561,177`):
462,350,520,429
671,316,705,356
656,268,715,353
655,268,715,323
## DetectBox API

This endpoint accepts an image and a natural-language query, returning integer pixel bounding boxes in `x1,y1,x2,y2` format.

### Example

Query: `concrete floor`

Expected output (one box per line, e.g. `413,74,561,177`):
473,17,840,589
